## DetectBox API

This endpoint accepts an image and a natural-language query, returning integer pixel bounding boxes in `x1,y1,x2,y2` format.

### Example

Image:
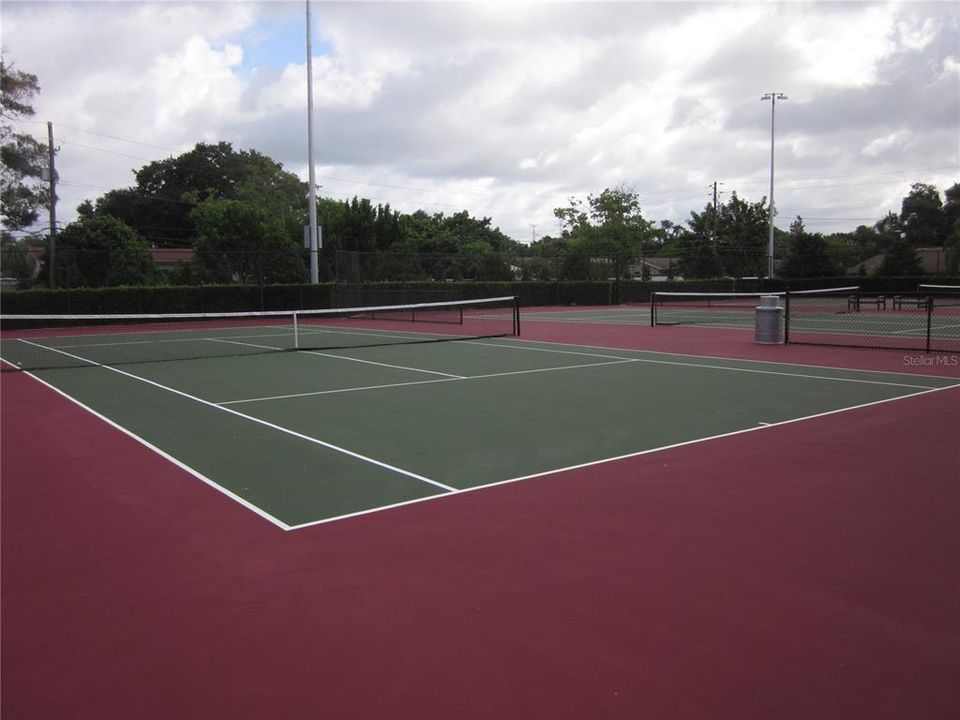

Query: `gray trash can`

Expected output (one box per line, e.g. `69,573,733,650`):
754,295,784,344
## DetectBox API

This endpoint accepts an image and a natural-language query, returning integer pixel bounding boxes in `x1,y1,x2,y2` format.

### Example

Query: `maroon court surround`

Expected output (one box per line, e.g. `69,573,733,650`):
2,323,958,719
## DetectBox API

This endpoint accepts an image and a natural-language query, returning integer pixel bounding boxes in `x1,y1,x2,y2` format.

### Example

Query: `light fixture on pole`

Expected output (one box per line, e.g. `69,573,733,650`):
761,92,787,278
305,0,320,284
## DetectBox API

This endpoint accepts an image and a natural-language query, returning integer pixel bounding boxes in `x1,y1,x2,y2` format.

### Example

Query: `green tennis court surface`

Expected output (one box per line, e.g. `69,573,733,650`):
18,335,956,530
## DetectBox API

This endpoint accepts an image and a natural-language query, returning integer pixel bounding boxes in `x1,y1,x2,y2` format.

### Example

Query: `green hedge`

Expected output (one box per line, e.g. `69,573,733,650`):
0,284,336,315
2,277,956,315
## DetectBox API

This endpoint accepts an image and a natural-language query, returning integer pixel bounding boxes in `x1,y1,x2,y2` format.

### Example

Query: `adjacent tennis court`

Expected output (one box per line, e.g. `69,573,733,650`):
648,287,960,352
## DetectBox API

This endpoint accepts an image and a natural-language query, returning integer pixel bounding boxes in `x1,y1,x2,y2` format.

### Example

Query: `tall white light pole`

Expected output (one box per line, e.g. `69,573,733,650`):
306,0,319,284
47,122,57,288
761,92,787,278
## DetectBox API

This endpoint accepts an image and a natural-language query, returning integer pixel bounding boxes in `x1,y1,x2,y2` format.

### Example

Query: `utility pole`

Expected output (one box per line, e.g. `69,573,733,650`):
530,224,537,244
47,121,57,289
711,181,724,244
305,0,320,284
761,92,787,278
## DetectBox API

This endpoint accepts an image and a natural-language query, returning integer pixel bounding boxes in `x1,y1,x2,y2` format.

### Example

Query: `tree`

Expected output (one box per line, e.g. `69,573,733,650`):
677,232,724,279
1,57,53,238
900,182,942,247
93,142,308,248
681,206,721,278
553,186,654,255
715,193,769,278
191,198,306,284
877,238,924,276
50,215,156,287
944,220,960,275
940,183,960,268
679,193,769,278
779,216,839,278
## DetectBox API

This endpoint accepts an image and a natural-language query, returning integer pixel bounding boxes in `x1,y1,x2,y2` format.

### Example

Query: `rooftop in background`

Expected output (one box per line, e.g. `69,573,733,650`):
847,247,954,277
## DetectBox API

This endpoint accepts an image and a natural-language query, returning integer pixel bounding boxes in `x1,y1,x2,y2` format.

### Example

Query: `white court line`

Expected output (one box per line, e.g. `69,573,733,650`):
300,349,464,378
15,339,457,494
474,336,960,381
4,360,292,531
220,377,460,405
466,339,943,390
885,322,960,336
287,382,960,530
210,337,463,378
218,335,947,405
219,358,638,405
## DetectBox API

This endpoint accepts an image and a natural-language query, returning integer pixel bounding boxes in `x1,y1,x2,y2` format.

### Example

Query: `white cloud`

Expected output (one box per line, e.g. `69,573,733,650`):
149,37,245,130
785,4,897,88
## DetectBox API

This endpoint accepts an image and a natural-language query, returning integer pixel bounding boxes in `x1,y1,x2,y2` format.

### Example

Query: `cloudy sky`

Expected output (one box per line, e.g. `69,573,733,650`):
3,0,958,243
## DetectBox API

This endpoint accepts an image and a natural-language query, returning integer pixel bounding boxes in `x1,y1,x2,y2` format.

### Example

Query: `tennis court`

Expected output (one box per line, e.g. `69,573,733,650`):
5,306,954,530
3,298,959,719
647,287,960,352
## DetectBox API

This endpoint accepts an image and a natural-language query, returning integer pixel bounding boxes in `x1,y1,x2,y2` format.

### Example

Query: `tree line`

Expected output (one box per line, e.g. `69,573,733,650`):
2,56,958,289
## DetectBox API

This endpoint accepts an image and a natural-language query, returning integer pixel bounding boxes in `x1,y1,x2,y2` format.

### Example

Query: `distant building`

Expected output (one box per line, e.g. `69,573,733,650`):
149,247,195,270
846,247,951,276
631,257,681,281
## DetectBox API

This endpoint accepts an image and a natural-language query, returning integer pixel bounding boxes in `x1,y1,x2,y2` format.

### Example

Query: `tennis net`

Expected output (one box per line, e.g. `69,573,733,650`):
918,283,960,294
785,288,960,352
651,286,858,326
918,284,960,307
1,296,521,371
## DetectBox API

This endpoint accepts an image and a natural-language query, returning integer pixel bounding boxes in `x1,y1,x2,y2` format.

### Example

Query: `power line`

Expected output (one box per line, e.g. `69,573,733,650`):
58,139,156,162
15,118,177,152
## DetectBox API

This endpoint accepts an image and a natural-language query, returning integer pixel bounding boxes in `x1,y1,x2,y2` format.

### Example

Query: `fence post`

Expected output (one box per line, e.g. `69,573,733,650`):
783,288,791,344
613,254,621,305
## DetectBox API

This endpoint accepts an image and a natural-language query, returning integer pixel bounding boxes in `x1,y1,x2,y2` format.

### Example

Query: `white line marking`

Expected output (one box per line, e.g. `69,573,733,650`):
15,339,457,494
219,377,461,405
467,339,944,390
466,340,638,362
287,382,960,530
218,358,639,405
210,337,463,378
5,363,292,531
217,339,949,406
473,336,960,383
300,349,464,378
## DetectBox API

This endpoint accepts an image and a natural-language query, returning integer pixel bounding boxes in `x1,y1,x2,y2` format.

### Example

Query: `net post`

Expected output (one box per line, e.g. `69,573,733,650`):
925,296,932,353
513,295,521,335
650,292,656,326
293,311,300,350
